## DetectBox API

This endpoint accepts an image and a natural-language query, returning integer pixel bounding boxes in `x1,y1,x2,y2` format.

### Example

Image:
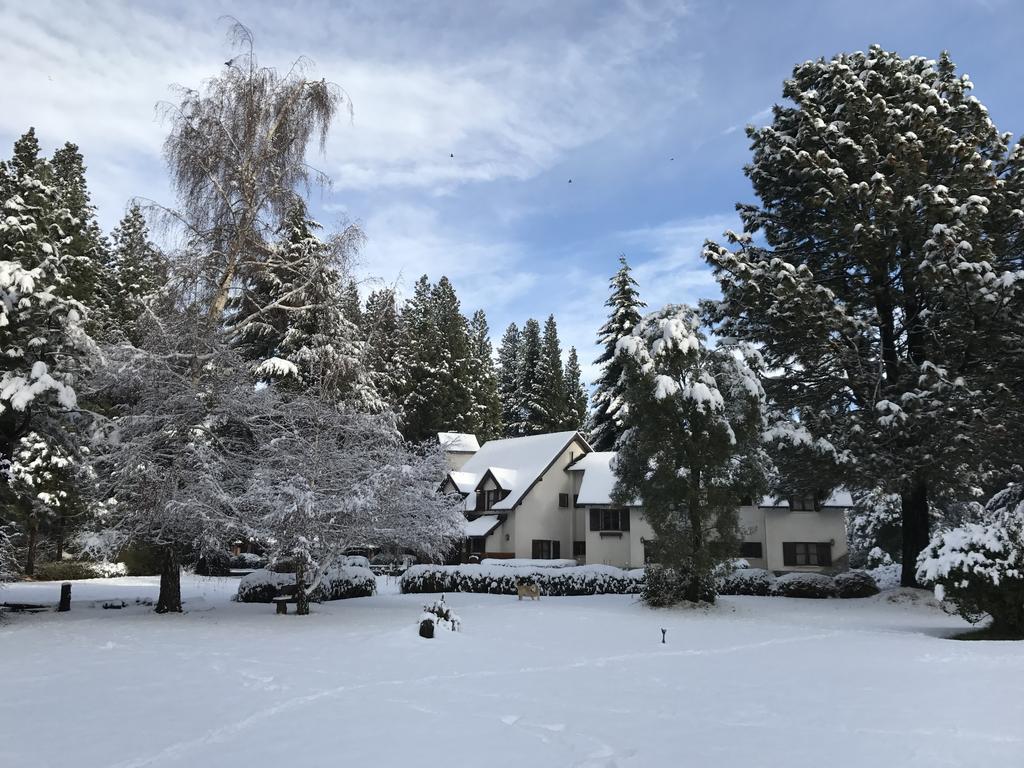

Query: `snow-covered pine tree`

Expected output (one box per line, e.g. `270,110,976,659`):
107,203,167,338
396,276,445,442
613,305,771,605
497,322,523,437
516,318,544,435
534,315,566,432
703,47,1024,586
430,277,475,433
339,278,362,328
50,142,111,333
562,346,588,431
467,309,502,441
362,287,402,407
230,201,378,408
590,256,644,450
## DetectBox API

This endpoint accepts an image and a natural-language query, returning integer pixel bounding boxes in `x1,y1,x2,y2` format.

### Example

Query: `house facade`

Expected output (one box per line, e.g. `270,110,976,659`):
441,431,850,573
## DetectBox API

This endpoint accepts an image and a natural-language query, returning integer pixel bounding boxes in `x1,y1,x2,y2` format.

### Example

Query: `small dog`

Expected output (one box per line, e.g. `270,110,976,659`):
516,580,540,601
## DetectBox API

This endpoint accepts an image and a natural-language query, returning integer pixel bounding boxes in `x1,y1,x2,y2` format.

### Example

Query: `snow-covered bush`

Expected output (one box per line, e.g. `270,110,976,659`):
916,482,1024,636
421,596,460,632
834,570,880,598
0,526,19,583
229,552,267,570
340,555,371,569
400,564,643,596
867,562,901,591
193,550,231,576
480,558,578,568
237,566,376,603
33,561,100,581
772,572,836,599
641,564,716,606
719,568,774,596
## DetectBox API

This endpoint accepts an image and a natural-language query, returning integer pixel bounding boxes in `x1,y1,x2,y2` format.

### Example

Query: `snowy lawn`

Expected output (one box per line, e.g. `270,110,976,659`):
2,575,1021,768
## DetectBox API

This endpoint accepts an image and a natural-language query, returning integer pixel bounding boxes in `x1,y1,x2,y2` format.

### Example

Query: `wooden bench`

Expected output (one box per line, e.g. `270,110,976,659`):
272,585,299,615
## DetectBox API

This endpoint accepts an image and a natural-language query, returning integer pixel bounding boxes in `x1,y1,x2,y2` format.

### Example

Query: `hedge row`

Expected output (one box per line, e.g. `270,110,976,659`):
400,564,644,596
719,568,880,599
236,566,376,603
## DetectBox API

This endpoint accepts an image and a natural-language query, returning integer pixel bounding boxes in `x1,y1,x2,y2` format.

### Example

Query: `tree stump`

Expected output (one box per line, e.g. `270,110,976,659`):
419,618,435,638
58,583,71,613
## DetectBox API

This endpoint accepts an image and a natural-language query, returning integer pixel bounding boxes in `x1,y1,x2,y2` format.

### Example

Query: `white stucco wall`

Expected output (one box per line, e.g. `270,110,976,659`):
763,507,848,572
580,507,653,569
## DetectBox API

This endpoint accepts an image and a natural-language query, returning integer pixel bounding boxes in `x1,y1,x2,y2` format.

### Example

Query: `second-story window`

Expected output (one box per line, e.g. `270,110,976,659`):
789,492,819,511
485,489,501,510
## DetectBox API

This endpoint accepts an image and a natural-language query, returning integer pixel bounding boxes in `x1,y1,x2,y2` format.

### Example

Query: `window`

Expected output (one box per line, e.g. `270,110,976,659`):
573,541,586,558
789,492,819,511
468,537,486,554
783,542,832,567
485,489,501,510
590,508,630,532
531,539,561,560
558,493,569,508
739,541,763,559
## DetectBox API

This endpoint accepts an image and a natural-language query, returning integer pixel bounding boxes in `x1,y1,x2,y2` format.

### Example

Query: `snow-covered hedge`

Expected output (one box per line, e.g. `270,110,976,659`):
479,558,578,568
771,572,836,599
916,482,1024,635
834,570,880,598
719,568,774,596
237,566,376,603
229,552,267,570
400,564,643,596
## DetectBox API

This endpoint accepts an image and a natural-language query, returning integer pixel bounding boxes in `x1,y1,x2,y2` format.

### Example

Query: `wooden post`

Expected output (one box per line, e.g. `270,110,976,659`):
58,583,71,612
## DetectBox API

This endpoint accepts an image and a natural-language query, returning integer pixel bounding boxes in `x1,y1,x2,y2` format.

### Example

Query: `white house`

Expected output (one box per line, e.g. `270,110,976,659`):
437,432,480,471
441,431,850,572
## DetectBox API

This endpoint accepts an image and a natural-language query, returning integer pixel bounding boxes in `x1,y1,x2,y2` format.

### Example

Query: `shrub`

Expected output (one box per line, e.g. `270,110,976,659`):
33,561,99,581
118,543,163,576
194,549,232,576
772,572,836,599
400,564,643,596
834,570,880,598
917,482,1024,636
229,552,267,570
237,566,376,603
422,595,460,631
641,564,715,606
720,568,774,596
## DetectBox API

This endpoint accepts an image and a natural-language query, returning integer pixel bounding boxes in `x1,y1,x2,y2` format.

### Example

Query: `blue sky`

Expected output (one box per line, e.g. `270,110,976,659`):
2,0,1022,382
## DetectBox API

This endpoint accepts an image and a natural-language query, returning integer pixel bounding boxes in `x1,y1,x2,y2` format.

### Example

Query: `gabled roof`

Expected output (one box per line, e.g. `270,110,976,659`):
438,432,480,453
568,451,640,507
463,515,503,538
760,489,854,509
448,431,590,512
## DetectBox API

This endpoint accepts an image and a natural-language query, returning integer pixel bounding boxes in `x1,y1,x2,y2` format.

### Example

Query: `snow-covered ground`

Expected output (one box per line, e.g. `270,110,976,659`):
1,575,1021,768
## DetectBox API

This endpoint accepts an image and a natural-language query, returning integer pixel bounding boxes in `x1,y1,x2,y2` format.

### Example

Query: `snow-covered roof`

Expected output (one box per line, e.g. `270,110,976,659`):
450,431,589,512
463,515,503,538
568,451,640,507
448,471,476,494
438,432,480,453
760,489,854,509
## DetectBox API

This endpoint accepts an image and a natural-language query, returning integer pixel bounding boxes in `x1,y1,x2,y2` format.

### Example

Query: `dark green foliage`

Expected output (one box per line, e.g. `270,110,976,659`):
467,309,503,441
106,204,167,338
399,564,643,596
33,560,99,581
534,315,566,432
641,564,715,606
193,549,231,576
771,573,837,599
118,543,164,576
497,323,522,436
562,347,588,431
834,570,880,598
719,568,774,596
363,288,402,405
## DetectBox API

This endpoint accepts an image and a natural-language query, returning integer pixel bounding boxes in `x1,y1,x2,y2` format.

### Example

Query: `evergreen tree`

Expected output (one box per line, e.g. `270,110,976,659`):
497,322,522,437
613,305,771,605
339,278,362,327
430,276,475,433
535,314,566,432
51,142,111,330
467,309,502,441
562,347,588,431
362,287,402,407
516,318,543,435
703,46,1024,586
107,204,167,337
590,256,644,450
396,276,445,441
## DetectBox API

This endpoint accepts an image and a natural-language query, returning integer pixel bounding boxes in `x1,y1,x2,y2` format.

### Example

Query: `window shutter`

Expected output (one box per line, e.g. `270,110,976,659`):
532,540,542,559
475,490,484,512
553,540,561,559
590,509,600,531
783,542,796,566
817,543,832,567
558,493,569,508
621,510,630,531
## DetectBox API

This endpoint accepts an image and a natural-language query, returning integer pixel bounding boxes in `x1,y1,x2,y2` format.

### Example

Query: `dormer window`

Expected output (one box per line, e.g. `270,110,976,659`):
789,492,819,511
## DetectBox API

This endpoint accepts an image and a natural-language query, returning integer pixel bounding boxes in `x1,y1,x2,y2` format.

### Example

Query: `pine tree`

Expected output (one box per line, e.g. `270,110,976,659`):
562,347,588,431
339,278,362,327
613,305,771,604
497,323,522,437
535,314,566,432
517,319,544,434
51,142,111,330
396,276,445,442
703,47,1024,587
107,204,167,337
430,276,474,433
467,309,502,441
590,256,644,450
362,287,402,407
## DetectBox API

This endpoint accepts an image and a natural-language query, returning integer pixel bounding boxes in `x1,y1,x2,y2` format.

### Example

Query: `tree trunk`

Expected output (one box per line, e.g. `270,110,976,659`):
25,511,37,576
900,478,930,588
295,562,310,616
155,546,182,614
55,512,65,561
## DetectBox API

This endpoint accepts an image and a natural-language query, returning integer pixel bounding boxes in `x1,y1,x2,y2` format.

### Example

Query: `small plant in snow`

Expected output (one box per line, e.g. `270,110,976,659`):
421,595,461,632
